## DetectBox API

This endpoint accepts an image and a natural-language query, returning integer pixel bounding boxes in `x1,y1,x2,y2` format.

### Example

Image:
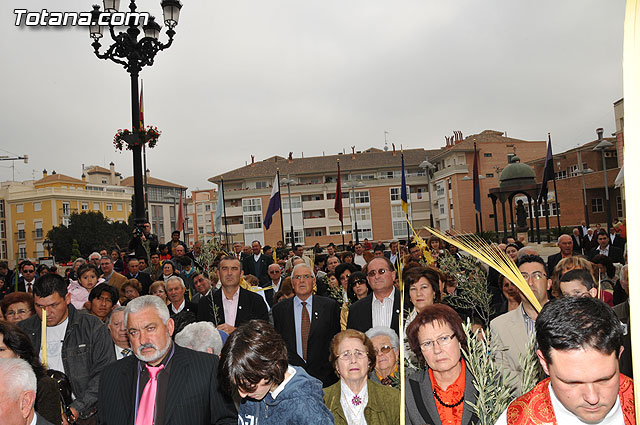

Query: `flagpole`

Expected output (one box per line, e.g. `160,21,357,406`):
140,79,149,219
221,178,229,247
337,160,345,250
549,133,561,235
277,169,285,248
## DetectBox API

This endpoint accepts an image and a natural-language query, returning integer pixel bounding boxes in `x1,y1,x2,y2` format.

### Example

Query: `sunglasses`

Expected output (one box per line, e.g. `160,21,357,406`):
366,268,390,278
374,345,394,355
351,279,367,287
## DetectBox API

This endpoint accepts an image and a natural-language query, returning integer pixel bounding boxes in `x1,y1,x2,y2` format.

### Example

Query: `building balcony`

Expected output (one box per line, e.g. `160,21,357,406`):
15,230,26,241
32,229,44,239
433,164,469,180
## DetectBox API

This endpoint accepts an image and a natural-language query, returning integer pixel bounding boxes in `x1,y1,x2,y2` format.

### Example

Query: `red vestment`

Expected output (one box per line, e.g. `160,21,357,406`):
506,374,635,425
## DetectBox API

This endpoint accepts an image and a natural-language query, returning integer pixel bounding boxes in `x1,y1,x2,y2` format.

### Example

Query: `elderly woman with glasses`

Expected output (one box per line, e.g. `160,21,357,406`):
324,329,399,425
405,304,478,425
365,326,400,389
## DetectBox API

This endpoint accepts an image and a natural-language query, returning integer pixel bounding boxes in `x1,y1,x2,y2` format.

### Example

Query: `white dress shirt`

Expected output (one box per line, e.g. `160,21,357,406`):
372,290,395,328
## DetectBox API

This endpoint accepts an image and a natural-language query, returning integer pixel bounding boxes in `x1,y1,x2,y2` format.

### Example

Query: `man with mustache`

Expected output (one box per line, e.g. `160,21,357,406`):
98,295,236,425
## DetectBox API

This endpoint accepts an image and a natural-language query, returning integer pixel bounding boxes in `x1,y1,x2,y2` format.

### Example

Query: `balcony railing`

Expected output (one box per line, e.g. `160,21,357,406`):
15,230,26,240
32,229,44,239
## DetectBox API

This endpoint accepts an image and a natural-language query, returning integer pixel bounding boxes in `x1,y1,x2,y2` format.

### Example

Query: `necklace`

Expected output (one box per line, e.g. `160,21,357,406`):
351,395,362,406
433,388,464,408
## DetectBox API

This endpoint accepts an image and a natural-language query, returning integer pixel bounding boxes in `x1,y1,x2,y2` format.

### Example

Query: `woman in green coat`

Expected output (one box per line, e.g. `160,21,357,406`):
323,329,399,425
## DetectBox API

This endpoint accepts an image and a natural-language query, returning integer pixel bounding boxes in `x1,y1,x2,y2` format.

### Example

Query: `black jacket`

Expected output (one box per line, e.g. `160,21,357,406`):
97,344,237,425
587,246,625,264
197,287,268,327
272,295,341,387
128,232,159,263
19,304,115,419
242,254,273,285
346,289,401,336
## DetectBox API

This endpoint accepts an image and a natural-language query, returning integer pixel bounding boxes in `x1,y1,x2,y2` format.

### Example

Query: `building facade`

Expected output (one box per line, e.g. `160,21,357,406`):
121,172,187,244
186,189,217,246
209,147,446,247
426,130,548,233
0,168,133,266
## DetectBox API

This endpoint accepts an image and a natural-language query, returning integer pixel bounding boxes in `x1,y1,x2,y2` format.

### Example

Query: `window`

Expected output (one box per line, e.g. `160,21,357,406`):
0,201,4,218
486,173,494,178
82,202,89,211
33,202,41,212
34,222,43,239
448,179,452,190
0,241,6,260
93,202,100,210
205,204,211,211
62,202,70,216
282,196,302,210
354,207,371,221
436,186,445,197
555,170,568,180
354,227,372,240
197,204,204,213
242,198,262,213
314,229,323,236
17,223,25,240
62,217,70,227
243,214,263,230
101,179,107,184
617,196,623,218
483,153,492,157
591,198,603,213
16,204,24,214
117,203,123,211
255,181,268,189
393,221,407,238
507,153,515,163
106,203,113,211
352,191,370,204
198,226,204,234
18,245,27,260
151,205,164,237
285,230,304,245
0,221,5,239
391,205,405,219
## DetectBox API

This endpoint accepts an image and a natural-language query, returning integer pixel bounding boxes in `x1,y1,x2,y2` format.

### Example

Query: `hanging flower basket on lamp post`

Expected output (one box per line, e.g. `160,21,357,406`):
113,126,161,151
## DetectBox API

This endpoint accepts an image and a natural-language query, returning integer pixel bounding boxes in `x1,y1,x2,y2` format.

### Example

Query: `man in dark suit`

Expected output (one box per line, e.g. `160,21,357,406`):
197,257,268,334
609,227,626,251
272,263,341,387
232,242,247,261
98,295,236,425
347,257,401,335
16,260,37,293
587,230,625,264
582,228,597,252
546,234,575,276
570,228,584,254
242,240,273,286
126,257,153,295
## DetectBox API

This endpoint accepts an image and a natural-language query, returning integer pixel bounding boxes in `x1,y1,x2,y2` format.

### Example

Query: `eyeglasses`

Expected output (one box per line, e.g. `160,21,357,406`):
293,274,313,280
352,280,367,287
6,309,29,317
419,334,456,350
337,349,368,361
367,268,390,278
268,270,280,274
521,272,547,282
374,345,394,355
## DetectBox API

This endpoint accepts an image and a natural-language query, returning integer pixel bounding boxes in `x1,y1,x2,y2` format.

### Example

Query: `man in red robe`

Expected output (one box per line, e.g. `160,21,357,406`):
496,296,635,425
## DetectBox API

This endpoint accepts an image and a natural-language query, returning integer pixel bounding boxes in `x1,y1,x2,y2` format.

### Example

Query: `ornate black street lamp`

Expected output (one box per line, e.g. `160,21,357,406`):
89,0,182,227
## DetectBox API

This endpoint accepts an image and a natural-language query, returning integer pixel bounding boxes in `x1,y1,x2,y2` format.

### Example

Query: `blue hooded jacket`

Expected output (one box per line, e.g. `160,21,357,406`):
238,366,335,425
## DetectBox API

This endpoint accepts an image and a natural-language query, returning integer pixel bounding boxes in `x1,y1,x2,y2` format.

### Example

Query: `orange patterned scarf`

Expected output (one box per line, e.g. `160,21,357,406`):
506,374,635,425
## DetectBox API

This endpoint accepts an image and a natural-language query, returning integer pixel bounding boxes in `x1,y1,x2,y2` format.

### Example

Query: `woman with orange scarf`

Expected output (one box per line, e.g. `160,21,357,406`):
405,304,478,425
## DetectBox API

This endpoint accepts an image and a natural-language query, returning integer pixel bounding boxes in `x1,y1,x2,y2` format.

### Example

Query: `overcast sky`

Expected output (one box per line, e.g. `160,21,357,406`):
1,0,625,192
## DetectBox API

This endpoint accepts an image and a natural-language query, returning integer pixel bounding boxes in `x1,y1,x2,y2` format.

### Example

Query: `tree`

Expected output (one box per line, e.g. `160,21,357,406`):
47,211,133,262
71,239,81,261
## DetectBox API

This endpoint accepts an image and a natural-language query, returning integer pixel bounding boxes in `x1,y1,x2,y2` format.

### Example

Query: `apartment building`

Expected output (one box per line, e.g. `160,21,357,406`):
0,167,132,266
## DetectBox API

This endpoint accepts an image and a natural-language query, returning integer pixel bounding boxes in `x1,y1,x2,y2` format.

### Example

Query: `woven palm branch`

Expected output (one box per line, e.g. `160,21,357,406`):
423,227,542,313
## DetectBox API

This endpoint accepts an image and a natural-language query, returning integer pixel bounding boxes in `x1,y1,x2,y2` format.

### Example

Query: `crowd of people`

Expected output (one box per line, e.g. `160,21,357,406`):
0,218,633,425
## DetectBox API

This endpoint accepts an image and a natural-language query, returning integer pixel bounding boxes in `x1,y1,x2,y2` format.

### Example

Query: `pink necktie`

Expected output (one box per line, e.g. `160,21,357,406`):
135,364,165,425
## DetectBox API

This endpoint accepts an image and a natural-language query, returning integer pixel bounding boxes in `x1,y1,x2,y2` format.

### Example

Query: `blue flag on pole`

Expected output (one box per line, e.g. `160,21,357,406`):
263,174,281,230
401,154,409,215
214,182,224,234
